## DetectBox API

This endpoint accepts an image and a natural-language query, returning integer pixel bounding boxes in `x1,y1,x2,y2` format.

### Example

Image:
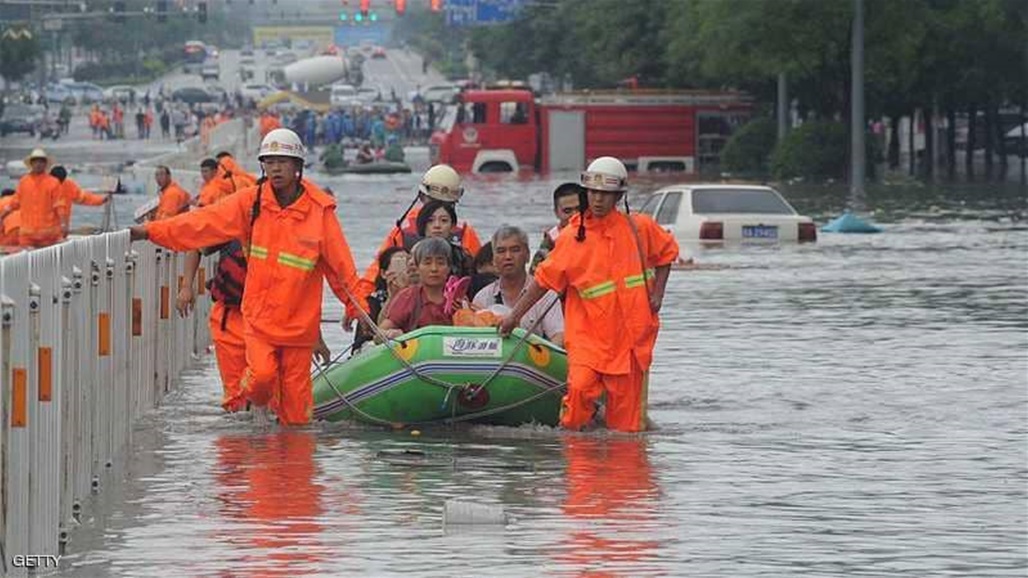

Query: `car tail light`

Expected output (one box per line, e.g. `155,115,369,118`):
699,221,723,240
798,222,817,242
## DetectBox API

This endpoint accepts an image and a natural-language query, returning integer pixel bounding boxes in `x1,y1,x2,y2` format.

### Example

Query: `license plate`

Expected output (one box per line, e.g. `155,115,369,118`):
742,225,778,239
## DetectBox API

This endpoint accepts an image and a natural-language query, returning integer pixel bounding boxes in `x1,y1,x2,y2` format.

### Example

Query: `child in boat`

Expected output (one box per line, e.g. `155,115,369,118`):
352,246,412,351
379,237,454,340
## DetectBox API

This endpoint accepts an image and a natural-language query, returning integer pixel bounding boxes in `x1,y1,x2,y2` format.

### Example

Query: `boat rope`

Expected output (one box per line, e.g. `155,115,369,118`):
318,281,565,425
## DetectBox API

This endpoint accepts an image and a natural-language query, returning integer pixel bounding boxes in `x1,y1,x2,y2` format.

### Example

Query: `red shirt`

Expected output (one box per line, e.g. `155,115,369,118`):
384,285,452,334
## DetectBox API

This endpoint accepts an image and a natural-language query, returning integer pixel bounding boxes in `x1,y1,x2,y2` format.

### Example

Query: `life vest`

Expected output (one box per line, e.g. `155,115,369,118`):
204,184,263,328
207,240,247,308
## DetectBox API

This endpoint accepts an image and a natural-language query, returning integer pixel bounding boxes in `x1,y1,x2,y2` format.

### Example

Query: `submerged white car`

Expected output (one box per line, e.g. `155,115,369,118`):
638,184,817,243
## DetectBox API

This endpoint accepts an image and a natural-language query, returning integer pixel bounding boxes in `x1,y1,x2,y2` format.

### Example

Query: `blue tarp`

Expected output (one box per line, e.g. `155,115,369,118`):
821,212,883,233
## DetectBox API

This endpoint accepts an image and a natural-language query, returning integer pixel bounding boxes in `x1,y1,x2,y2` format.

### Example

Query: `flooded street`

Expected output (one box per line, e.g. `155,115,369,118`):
56,174,1026,577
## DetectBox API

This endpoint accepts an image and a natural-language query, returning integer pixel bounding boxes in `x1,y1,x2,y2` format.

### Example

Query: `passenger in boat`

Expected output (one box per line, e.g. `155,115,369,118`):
473,226,564,347
499,157,679,433
468,241,497,299
355,142,375,164
352,246,412,351
530,182,585,274
413,199,474,278
130,128,366,426
379,237,454,339
351,164,482,329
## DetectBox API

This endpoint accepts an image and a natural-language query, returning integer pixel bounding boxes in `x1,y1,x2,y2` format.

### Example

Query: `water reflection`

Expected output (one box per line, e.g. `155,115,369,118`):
213,431,327,578
558,436,664,576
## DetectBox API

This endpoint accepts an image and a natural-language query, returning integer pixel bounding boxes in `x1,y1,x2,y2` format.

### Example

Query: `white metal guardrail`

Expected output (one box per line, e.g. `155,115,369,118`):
0,232,212,575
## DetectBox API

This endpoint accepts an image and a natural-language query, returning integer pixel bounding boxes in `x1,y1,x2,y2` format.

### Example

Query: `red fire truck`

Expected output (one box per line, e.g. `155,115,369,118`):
429,88,753,174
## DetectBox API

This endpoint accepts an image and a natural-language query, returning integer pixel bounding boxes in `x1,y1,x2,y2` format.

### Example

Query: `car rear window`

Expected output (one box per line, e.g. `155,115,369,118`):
691,189,795,215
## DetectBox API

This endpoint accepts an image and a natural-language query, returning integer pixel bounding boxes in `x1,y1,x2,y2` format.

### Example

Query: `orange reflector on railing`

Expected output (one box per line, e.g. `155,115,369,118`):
98,312,111,356
12,367,26,427
160,286,170,320
132,298,142,336
39,347,52,401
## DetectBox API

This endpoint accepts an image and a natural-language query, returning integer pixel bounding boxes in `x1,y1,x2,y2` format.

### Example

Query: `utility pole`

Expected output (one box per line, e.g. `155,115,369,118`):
849,0,866,211
777,72,788,142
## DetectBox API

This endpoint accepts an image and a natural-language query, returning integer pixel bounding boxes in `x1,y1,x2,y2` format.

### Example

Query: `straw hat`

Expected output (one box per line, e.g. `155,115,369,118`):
23,148,52,168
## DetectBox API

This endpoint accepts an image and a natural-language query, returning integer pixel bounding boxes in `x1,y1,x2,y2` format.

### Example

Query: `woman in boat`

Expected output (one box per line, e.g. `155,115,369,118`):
379,237,454,340
411,199,475,278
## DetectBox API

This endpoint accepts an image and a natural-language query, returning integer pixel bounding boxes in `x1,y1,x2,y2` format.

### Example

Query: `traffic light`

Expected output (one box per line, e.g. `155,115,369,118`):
339,11,348,21
370,11,378,21
430,0,443,12
354,11,363,22
395,0,406,15
197,1,207,23
156,0,167,23
359,0,369,17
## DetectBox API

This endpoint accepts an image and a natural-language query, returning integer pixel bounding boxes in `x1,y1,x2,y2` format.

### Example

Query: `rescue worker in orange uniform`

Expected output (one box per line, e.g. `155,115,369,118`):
50,165,110,235
499,157,679,433
152,165,191,220
349,164,482,328
0,148,66,248
216,150,258,191
176,159,248,412
0,189,19,247
258,111,281,138
130,128,365,426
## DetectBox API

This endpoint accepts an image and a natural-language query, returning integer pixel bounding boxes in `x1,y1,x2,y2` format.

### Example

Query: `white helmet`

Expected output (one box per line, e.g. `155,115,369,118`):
580,156,628,192
419,164,463,203
257,128,306,162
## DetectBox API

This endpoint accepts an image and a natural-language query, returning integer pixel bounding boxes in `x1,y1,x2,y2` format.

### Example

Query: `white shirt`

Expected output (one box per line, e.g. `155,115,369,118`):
472,278,564,342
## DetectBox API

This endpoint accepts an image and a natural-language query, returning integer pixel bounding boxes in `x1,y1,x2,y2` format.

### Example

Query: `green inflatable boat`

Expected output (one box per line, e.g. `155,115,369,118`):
312,326,567,427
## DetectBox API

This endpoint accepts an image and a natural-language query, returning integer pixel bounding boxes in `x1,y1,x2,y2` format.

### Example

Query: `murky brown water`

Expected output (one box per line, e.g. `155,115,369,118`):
56,167,1027,577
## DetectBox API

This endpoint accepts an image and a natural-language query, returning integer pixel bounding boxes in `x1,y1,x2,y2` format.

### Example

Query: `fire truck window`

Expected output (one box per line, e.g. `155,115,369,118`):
500,102,528,124
459,102,487,124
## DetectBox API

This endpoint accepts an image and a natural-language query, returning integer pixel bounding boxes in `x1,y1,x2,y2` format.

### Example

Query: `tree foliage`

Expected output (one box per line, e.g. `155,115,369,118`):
0,31,41,84
457,0,1026,120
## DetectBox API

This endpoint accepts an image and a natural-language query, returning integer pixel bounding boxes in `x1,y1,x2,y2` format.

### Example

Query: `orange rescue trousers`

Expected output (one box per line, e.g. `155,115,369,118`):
241,333,315,426
562,356,649,433
209,302,247,412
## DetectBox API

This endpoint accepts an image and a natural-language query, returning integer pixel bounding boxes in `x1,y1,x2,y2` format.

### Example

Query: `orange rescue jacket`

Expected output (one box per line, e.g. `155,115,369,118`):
146,180,365,347
8,173,65,241
56,178,106,228
154,181,191,220
534,210,679,374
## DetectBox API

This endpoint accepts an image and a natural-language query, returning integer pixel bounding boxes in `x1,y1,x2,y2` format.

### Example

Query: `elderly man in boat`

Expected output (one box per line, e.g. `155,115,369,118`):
473,225,564,347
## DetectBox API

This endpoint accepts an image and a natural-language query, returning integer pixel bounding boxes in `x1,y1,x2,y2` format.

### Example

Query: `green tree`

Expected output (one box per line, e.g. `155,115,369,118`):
0,29,41,84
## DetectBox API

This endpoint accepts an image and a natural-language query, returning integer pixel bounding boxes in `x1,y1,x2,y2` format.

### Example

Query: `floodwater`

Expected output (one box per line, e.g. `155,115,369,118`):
57,173,1027,577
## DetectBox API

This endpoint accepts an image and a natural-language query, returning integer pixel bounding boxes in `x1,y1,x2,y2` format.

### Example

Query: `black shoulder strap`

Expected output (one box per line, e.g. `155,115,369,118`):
245,181,263,258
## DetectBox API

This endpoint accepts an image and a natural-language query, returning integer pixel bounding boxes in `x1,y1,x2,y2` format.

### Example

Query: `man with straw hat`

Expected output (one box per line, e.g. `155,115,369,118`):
0,148,66,248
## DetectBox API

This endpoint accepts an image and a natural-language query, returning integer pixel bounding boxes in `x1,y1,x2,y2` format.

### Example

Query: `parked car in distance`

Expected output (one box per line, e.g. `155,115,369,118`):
103,85,137,103
59,81,104,104
371,46,386,59
201,58,220,81
638,184,817,243
329,83,359,107
44,83,75,104
171,87,214,104
356,86,383,105
0,103,44,136
240,49,256,65
240,83,275,102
